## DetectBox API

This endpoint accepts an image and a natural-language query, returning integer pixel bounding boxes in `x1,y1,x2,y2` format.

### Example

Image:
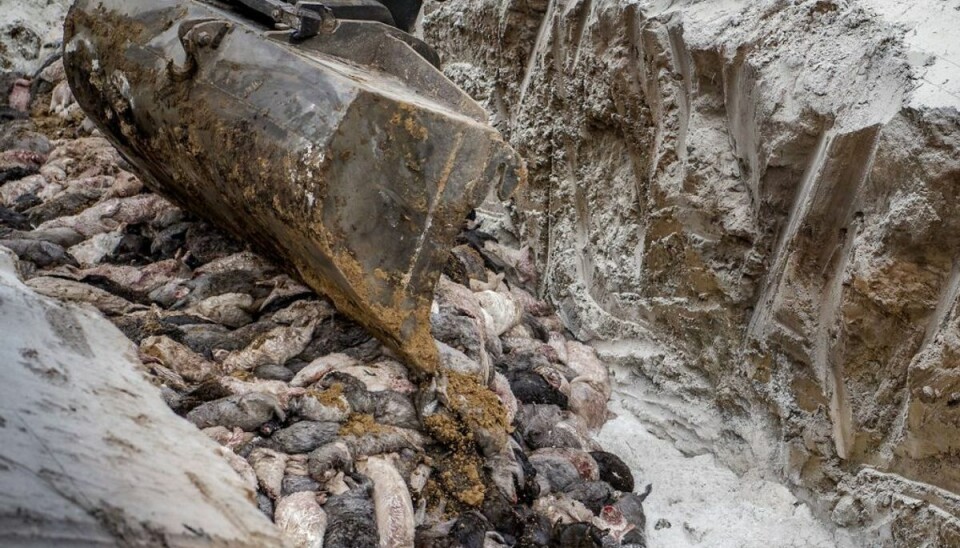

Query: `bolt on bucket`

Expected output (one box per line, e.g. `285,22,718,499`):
63,0,525,375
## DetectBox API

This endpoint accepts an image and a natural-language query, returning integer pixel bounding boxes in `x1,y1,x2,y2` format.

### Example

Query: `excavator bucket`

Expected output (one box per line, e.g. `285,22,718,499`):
63,0,525,375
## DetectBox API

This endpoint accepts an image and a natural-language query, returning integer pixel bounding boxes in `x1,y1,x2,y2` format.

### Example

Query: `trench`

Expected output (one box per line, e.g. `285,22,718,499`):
423,0,960,545
3,0,960,546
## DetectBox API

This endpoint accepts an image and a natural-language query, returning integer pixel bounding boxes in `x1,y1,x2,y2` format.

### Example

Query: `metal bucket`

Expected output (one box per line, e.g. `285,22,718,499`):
63,0,525,375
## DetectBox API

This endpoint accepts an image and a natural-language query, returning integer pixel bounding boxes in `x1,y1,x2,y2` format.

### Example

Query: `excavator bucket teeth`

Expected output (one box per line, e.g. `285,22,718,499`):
63,0,525,375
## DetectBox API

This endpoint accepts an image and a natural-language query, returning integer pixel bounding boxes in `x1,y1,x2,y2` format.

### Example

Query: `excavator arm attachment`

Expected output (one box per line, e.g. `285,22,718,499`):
63,0,525,375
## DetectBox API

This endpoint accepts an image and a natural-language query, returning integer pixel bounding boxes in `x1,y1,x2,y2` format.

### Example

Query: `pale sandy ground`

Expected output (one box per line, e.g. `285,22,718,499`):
598,398,860,548
867,0,960,109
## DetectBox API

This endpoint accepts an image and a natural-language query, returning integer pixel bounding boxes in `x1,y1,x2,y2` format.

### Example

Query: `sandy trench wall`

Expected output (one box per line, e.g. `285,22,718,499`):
423,0,960,543
0,247,284,546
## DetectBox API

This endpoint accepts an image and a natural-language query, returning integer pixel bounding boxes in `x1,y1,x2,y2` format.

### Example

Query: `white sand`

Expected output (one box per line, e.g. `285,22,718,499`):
0,0,71,77
598,398,860,548
867,0,960,109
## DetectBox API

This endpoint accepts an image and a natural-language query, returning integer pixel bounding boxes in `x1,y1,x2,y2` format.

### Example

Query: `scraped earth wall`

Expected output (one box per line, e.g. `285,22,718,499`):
423,0,960,543
0,248,283,546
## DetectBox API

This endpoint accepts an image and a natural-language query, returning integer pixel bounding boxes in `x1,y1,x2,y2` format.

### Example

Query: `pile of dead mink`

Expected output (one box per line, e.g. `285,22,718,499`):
0,57,650,547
